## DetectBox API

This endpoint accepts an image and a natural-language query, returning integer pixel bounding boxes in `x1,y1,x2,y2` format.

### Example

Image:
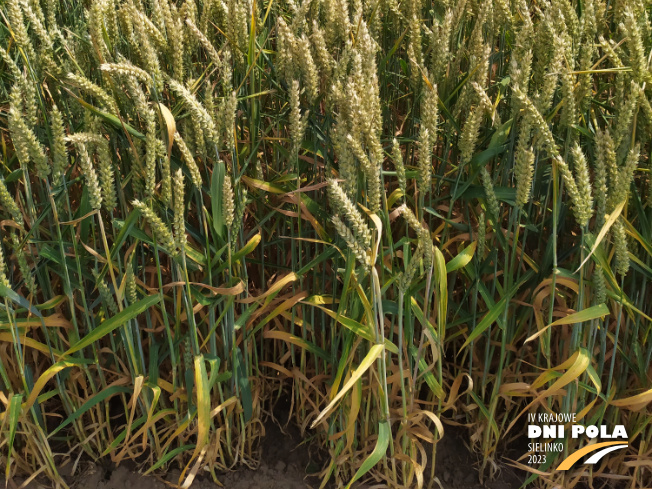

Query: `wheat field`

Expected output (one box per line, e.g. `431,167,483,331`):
0,0,651,487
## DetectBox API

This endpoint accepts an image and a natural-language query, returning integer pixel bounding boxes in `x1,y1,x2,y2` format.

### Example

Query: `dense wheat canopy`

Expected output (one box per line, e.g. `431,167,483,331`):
0,0,651,487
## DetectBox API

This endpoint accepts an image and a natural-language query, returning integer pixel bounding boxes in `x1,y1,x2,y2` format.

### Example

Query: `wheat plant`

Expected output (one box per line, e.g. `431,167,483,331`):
0,0,651,488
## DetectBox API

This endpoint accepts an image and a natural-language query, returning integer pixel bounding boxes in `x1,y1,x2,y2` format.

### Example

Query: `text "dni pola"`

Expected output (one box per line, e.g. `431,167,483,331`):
528,413,628,439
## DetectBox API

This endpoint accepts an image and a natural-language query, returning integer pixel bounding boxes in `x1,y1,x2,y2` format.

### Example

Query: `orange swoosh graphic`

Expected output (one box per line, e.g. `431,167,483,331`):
557,441,628,470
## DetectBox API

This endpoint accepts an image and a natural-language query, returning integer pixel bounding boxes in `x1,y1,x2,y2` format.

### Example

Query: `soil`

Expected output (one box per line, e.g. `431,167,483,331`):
433,425,525,489
4,416,525,489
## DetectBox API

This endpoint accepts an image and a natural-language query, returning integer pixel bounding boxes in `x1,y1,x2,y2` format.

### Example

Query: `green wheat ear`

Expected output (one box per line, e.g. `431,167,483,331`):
514,142,535,210
332,215,371,267
0,178,23,227
11,233,36,297
289,80,309,158
174,132,202,188
477,212,486,260
173,169,187,250
125,258,138,305
458,106,482,165
0,230,10,288
75,143,102,211
570,144,594,227
50,105,68,188
132,200,177,257
392,139,406,200
101,61,153,84
93,269,119,314
169,78,217,144
8,89,49,179
613,219,630,277
480,168,500,224
327,179,372,249
67,73,118,112
96,138,117,211
222,173,235,229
